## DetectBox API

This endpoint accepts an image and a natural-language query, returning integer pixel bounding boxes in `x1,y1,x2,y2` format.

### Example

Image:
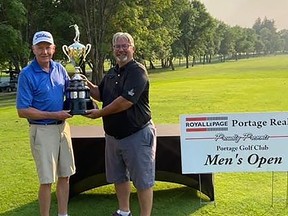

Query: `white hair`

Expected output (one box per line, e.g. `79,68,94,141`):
112,32,135,47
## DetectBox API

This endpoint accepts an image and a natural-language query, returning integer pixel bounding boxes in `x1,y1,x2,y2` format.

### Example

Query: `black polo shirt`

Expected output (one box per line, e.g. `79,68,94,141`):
99,60,151,139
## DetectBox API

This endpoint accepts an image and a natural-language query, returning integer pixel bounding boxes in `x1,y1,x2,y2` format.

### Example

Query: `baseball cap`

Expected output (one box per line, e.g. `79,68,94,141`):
32,31,54,45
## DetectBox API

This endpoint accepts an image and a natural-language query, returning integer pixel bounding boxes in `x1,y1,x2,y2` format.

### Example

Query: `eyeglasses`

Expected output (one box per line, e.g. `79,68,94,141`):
113,44,132,50
34,45,55,52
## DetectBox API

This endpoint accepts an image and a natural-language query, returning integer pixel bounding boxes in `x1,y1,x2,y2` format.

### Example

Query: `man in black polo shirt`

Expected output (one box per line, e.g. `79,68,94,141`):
85,32,156,216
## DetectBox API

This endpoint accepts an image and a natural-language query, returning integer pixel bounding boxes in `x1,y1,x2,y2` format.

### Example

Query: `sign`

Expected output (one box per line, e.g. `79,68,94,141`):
180,112,288,174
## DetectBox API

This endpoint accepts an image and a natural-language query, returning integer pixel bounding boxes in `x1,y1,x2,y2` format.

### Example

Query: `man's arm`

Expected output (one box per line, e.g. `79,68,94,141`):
81,75,101,101
85,96,133,119
17,107,72,120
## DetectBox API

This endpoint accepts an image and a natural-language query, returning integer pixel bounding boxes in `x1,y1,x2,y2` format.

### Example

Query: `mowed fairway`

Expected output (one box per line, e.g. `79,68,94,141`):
1,55,288,215
149,55,288,124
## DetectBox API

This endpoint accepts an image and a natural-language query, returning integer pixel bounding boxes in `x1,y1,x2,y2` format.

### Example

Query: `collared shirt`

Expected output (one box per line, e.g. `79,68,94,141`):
99,60,151,139
16,59,69,124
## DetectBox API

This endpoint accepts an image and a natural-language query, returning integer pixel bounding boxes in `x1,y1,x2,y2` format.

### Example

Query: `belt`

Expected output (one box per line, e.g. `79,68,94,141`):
29,120,64,125
112,120,152,140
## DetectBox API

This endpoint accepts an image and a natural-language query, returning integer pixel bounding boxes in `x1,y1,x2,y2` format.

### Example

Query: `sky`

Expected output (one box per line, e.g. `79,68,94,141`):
199,0,288,30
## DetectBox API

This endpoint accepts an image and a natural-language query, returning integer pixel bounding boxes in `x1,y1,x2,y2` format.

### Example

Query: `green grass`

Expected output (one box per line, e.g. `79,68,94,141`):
1,55,288,215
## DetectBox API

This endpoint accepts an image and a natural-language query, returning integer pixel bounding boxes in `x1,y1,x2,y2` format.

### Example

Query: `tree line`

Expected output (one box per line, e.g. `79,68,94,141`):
1,0,288,84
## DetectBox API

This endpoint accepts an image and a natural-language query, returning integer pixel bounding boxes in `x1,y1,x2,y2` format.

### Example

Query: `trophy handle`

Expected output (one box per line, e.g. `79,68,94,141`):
62,45,71,62
82,44,92,61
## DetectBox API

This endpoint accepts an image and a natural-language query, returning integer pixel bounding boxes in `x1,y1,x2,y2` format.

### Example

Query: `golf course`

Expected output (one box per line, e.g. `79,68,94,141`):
1,55,288,215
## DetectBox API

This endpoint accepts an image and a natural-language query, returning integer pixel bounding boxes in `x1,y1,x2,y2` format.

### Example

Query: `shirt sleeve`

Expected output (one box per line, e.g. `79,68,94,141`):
121,66,148,104
16,71,33,109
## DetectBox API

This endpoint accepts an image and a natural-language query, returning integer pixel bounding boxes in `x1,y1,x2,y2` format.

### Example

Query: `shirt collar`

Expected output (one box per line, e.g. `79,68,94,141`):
31,58,55,73
115,59,134,73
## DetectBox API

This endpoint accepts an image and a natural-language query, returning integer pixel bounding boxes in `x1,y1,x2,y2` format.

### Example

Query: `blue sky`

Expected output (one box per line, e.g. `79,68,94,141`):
199,0,288,30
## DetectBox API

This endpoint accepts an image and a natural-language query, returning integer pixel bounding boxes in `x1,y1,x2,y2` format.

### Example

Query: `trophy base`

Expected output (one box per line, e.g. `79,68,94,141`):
64,99,94,115
69,109,89,115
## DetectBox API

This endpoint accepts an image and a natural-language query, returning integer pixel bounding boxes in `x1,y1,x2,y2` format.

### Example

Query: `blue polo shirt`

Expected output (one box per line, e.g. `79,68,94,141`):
16,59,69,124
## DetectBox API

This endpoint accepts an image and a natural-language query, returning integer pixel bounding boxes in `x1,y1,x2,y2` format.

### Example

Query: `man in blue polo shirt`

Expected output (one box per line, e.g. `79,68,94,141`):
16,31,75,216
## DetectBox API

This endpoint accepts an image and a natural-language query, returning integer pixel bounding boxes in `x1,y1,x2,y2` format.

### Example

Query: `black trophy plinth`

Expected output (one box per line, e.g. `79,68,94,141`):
64,78,94,115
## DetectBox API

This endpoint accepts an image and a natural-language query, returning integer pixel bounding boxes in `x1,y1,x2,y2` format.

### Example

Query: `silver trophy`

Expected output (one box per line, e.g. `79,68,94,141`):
63,24,93,115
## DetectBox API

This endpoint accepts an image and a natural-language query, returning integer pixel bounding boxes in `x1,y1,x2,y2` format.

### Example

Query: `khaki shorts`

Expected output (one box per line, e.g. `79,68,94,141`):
29,122,76,184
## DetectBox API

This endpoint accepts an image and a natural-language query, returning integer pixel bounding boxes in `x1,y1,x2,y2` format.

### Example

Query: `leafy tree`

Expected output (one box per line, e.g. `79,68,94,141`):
114,0,174,70
145,0,183,70
259,27,273,54
254,38,265,54
201,18,218,64
278,29,288,52
178,0,214,68
218,25,235,61
0,0,29,71
22,0,80,61
178,5,196,68
252,17,262,34
211,21,226,61
109,0,183,71
252,17,280,54
243,28,257,56
60,0,185,82
61,0,124,84
232,26,256,60
1,0,288,75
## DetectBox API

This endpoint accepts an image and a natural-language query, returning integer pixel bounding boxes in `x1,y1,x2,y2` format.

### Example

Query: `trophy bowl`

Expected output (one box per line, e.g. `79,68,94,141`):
62,42,91,69
62,24,93,115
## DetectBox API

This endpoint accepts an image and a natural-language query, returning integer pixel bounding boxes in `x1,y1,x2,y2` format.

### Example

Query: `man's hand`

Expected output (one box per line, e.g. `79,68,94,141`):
84,109,102,119
80,74,88,82
56,110,73,120
17,107,73,120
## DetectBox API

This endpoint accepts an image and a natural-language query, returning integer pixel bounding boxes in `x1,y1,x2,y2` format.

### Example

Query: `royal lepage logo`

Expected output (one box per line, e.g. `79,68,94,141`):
185,116,228,132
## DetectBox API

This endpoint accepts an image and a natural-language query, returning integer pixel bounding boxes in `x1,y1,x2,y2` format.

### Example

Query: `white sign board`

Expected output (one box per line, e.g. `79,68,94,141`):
180,112,288,174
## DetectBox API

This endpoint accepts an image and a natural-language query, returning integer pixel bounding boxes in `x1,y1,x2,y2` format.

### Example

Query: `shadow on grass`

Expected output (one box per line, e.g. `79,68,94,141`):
68,186,211,215
0,200,39,216
0,186,210,216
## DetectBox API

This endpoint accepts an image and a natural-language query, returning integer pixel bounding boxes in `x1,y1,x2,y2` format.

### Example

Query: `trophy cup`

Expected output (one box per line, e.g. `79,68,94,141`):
62,24,94,115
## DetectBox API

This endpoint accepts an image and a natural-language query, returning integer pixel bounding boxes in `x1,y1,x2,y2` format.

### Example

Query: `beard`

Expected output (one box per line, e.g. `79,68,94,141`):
115,54,128,63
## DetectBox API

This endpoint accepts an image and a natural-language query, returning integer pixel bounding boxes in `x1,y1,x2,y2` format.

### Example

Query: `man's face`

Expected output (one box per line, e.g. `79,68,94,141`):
113,37,134,65
32,42,55,65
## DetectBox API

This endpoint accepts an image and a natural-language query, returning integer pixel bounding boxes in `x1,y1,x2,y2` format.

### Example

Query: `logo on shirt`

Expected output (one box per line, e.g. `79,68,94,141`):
128,89,135,96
